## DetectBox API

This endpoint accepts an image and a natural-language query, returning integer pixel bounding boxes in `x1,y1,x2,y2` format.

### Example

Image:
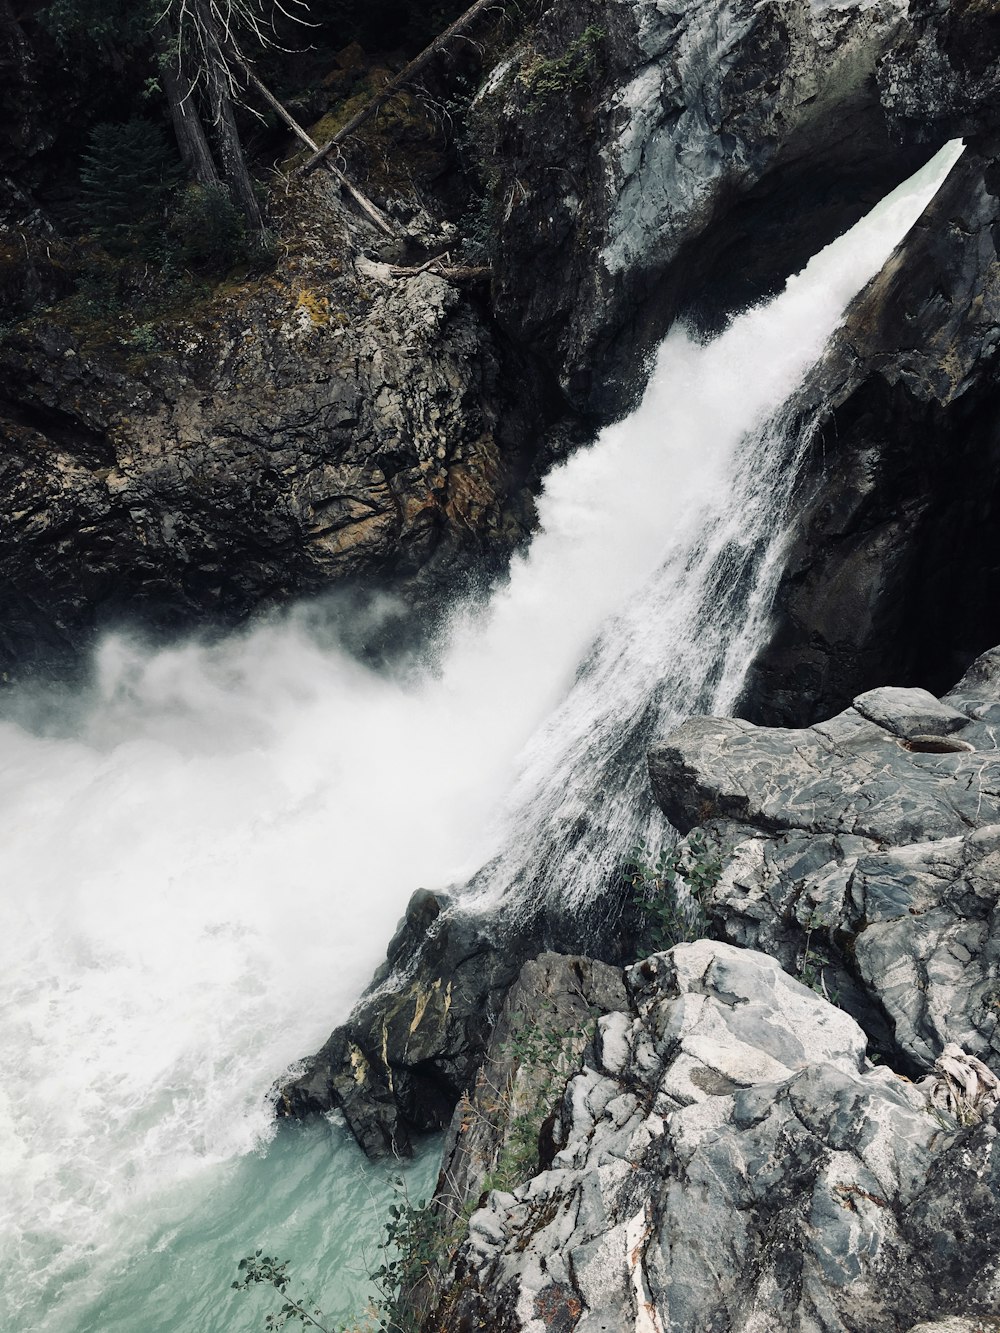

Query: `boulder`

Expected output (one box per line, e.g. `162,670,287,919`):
276,883,642,1156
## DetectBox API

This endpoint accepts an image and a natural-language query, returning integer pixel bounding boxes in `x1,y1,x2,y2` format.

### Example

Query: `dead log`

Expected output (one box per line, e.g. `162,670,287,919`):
387,261,492,282
241,66,397,237
296,0,501,177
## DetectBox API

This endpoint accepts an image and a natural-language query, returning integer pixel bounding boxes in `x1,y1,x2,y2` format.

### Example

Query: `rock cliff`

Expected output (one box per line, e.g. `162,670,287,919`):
742,143,1000,725
472,0,933,416
369,652,1000,1331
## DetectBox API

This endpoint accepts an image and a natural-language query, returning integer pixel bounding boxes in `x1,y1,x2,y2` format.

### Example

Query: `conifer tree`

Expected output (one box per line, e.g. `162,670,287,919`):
41,0,303,239
79,118,181,251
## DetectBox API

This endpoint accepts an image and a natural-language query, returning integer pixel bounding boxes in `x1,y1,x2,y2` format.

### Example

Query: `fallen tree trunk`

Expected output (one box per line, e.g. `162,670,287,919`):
242,66,397,237
387,261,492,282
296,0,501,177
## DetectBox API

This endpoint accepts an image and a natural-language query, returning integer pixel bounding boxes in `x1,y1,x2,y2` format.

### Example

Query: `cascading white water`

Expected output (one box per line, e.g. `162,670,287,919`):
0,143,961,1332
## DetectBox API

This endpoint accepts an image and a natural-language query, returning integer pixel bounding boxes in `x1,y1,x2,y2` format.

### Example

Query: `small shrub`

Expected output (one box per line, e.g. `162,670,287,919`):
167,183,256,271
122,321,162,354
232,1251,334,1332
796,911,841,1006
519,26,605,108
372,1191,445,1333
626,830,719,953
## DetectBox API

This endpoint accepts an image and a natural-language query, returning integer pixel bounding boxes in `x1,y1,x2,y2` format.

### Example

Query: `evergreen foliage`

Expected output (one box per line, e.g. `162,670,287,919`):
79,119,181,253
168,183,255,268
39,0,159,52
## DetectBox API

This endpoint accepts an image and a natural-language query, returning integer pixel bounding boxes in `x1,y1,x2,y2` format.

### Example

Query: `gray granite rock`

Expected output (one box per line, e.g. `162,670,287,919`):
649,651,1000,1076
421,941,999,1333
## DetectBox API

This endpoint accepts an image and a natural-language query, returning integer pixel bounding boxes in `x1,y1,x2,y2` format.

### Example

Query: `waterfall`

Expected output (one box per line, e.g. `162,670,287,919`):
0,142,961,1332
459,140,965,919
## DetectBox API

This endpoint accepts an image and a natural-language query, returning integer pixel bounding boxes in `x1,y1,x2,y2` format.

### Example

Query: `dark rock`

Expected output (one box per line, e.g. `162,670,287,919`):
742,144,1000,726
277,898,524,1155
878,0,1000,141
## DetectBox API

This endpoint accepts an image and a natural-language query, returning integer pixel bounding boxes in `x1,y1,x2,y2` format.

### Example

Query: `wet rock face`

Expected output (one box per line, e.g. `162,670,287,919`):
277,891,524,1157
742,145,1000,726
424,941,1000,1333
0,198,553,678
473,0,931,416
649,656,1000,1077
276,883,642,1158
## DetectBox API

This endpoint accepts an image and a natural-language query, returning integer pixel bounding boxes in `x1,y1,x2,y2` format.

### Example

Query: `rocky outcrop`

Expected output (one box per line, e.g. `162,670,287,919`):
878,0,1000,141
431,953,629,1223
472,0,935,415
0,176,563,678
277,889,525,1157
741,142,1000,725
649,653,1000,1077
419,941,1000,1333
276,881,647,1156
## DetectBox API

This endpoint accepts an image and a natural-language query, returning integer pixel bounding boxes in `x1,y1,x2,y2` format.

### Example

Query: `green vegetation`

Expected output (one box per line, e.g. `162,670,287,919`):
371,1189,447,1333
519,25,605,108
168,183,261,269
626,830,720,953
233,1252,337,1332
79,119,181,254
796,910,841,1006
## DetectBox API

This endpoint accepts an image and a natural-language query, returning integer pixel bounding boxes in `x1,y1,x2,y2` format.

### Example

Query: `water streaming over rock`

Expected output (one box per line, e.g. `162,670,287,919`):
0,143,961,1331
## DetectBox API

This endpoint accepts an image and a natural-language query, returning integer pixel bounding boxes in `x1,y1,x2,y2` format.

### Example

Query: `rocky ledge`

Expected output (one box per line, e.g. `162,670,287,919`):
351,653,1000,1331
650,650,1000,1078
415,943,1000,1333
0,179,557,678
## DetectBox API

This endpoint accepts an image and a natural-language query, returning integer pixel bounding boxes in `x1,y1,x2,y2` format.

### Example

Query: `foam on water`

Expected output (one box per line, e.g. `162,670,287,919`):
0,142,962,1331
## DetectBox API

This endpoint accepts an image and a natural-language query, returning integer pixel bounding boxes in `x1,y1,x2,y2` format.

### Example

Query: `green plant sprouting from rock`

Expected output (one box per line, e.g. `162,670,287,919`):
626,829,719,953
796,911,841,1006
518,25,605,108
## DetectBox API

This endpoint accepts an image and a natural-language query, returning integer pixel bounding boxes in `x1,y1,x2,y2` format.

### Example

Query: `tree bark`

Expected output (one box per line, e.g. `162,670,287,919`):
154,14,220,188
297,0,500,177
181,0,266,238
